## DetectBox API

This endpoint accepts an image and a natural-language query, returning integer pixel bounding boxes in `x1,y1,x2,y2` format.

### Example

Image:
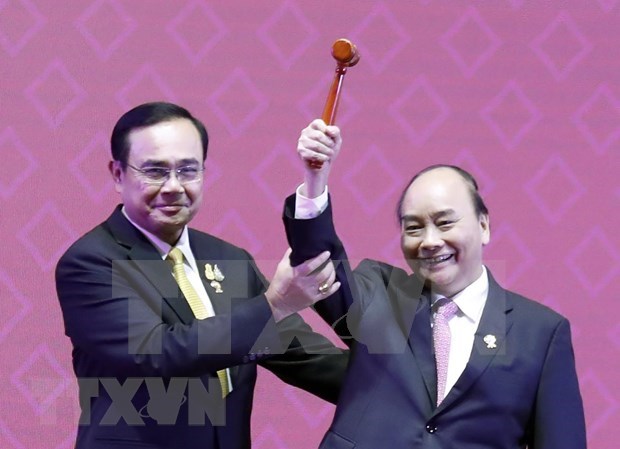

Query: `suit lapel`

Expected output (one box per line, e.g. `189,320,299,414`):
106,206,195,324
437,271,514,410
407,293,436,406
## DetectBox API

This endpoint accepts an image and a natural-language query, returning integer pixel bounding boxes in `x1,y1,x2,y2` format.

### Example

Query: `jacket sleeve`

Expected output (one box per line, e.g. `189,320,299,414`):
283,193,368,347
260,311,348,404
55,234,283,378
531,318,586,449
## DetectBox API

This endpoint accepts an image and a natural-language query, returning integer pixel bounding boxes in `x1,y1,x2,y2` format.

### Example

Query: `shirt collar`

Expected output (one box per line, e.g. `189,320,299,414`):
121,207,197,271
431,266,489,322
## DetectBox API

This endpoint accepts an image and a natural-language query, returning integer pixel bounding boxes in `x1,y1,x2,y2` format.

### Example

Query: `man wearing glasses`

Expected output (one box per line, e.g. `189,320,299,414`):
55,102,346,449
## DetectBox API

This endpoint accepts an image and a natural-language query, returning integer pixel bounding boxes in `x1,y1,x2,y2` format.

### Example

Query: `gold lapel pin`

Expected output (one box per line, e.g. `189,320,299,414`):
210,280,223,293
205,263,215,280
213,264,225,282
483,334,497,349
205,264,225,293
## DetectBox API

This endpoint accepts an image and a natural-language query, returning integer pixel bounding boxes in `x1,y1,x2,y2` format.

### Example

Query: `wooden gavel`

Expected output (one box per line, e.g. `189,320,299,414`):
307,38,360,169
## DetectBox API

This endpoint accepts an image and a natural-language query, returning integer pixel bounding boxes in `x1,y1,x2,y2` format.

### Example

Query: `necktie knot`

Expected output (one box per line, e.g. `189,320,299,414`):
167,247,184,266
435,297,459,320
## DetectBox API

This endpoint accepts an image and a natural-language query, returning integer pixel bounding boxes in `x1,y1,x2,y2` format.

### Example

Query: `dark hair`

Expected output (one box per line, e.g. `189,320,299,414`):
396,164,489,223
110,102,209,166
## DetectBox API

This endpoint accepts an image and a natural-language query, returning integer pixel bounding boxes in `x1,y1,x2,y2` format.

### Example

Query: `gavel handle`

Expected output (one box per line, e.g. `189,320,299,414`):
322,65,348,125
307,66,349,170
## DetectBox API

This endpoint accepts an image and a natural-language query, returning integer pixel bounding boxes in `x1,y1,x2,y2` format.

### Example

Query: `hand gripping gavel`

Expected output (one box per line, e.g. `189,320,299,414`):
307,38,360,169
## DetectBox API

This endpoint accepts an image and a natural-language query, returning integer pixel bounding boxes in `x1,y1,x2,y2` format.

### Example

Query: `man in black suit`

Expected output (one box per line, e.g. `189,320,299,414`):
282,119,586,448
55,103,346,449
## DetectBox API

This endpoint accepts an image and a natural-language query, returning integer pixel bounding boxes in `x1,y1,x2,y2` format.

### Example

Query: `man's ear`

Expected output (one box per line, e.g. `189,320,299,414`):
109,160,123,193
480,214,490,245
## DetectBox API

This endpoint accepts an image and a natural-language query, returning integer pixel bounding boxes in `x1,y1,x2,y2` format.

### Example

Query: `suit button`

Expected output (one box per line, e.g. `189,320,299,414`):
242,356,249,363
426,424,437,433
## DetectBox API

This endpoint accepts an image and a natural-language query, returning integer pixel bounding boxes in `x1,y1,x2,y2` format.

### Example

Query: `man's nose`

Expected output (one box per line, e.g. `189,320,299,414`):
420,227,442,248
160,171,184,192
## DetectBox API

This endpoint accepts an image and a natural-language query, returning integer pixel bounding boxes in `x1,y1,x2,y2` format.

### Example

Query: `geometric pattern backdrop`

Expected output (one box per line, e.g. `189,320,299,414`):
1,1,618,448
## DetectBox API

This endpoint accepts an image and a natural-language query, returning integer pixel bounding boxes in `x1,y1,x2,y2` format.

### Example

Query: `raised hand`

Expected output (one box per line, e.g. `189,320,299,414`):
297,119,342,199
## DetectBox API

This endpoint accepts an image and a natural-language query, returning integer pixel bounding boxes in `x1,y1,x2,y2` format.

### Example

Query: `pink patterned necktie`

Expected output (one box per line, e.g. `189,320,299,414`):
433,297,459,405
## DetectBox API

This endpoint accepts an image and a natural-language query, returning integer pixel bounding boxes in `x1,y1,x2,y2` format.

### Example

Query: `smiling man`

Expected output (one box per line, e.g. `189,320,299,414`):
55,103,346,449
282,119,586,449
397,165,490,298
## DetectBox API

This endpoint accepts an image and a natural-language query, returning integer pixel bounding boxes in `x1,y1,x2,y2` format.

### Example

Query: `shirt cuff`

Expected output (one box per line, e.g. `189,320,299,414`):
294,184,329,219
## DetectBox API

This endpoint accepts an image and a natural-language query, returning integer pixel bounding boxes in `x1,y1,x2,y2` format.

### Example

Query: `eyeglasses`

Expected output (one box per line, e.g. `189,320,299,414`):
126,163,204,185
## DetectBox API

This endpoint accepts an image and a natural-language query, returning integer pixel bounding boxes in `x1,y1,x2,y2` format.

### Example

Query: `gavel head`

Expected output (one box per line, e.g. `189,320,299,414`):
331,38,360,67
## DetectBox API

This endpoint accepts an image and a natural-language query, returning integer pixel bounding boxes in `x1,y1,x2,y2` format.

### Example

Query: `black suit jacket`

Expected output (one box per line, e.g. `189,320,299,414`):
283,194,586,449
55,205,347,449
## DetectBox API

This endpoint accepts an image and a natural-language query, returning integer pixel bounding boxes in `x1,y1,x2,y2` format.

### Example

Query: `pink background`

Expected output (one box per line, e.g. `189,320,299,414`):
1,1,619,448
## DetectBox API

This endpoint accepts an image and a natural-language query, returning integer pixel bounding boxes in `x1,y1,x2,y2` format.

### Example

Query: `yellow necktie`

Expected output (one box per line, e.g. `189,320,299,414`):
167,247,230,397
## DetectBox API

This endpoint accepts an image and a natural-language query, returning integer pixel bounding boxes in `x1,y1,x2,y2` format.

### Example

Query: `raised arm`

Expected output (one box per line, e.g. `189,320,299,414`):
297,119,342,199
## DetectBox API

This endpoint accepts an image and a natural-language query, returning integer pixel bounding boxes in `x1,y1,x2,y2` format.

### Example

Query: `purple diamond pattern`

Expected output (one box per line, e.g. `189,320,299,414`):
530,11,592,81
524,154,585,224
68,131,114,202
24,59,87,129
257,0,318,69
207,67,269,138
342,144,401,216
481,80,542,151
166,0,228,66
74,0,136,60
440,6,502,78
349,2,410,74
297,73,361,126
0,269,31,343
565,226,620,298
0,127,38,199
579,369,619,439
115,64,178,110
0,0,45,57
250,140,304,211
282,385,333,428
484,223,535,288
389,75,450,146
16,201,78,272
210,209,262,255
2,3,619,447
572,83,620,155
11,344,71,415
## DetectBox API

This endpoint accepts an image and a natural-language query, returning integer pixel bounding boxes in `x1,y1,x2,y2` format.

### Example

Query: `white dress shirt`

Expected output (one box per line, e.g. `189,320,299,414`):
430,267,488,396
294,185,329,219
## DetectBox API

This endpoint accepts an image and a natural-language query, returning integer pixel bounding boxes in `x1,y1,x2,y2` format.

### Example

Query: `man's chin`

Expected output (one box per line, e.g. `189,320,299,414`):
418,272,456,296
